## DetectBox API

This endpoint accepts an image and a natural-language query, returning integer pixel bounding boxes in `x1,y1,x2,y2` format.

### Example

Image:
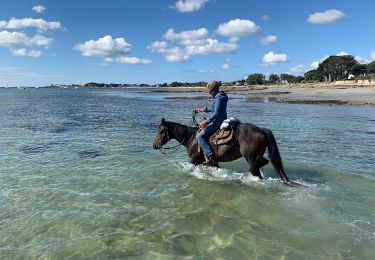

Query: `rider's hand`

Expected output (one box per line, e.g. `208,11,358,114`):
194,108,204,113
199,119,209,129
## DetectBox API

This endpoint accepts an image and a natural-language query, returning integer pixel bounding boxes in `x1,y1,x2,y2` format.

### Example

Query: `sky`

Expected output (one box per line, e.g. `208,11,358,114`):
0,0,374,87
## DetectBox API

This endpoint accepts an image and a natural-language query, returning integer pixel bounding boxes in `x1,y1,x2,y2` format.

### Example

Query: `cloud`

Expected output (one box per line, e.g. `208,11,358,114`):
74,35,150,64
105,56,151,64
148,27,238,63
163,27,209,45
0,30,53,46
147,41,169,53
290,64,306,73
261,51,288,66
371,51,375,61
172,0,209,13
221,63,230,69
74,35,131,57
0,18,61,31
32,5,46,14
216,19,260,42
259,35,277,46
11,48,41,57
165,47,190,63
307,9,345,24
185,38,237,55
261,15,271,21
198,68,214,73
310,61,320,69
337,51,349,56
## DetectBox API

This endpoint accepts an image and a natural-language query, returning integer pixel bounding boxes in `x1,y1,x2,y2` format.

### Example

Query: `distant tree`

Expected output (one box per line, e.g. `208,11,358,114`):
269,74,280,84
246,73,265,85
295,76,304,83
236,79,246,86
351,64,367,76
286,75,296,83
170,81,182,87
280,73,301,83
304,69,324,82
367,61,375,74
318,55,358,82
280,73,289,82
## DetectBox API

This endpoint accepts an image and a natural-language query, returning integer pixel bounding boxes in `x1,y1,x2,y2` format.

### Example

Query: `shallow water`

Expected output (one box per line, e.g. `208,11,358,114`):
0,88,374,259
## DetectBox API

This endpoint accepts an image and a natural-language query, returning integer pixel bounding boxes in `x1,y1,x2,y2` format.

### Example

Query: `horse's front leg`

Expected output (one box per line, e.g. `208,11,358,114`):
189,151,205,165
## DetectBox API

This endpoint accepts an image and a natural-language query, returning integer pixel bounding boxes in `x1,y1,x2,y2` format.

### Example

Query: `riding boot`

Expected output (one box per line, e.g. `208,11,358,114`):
203,154,219,167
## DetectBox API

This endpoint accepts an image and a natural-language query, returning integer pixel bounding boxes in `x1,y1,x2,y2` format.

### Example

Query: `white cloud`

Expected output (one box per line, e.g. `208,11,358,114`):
259,35,277,45
371,51,375,61
337,51,349,56
74,35,131,57
173,0,209,13
261,15,271,21
106,56,151,64
0,30,53,46
216,19,260,42
198,68,214,73
165,47,190,62
261,51,288,66
147,41,169,53
355,56,370,64
221,63,230,69
310,61,320,69
11,48,41,57
32,5,46,14
0,18,61,31
185,38,238,55
149,27,238,63
290,64,305,73
163,28,209,45
74,35,151,65
311,55,329,69
307,9,346,24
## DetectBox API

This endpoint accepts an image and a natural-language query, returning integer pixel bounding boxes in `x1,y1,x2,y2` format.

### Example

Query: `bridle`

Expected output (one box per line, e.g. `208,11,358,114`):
158,125,185,155
158,111,198,155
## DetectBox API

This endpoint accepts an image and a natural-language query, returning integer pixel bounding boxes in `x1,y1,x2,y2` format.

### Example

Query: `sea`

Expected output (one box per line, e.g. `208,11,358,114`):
0,88,374,259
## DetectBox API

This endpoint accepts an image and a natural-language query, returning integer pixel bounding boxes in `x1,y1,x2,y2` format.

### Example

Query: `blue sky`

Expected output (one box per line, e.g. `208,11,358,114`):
0,0,374,87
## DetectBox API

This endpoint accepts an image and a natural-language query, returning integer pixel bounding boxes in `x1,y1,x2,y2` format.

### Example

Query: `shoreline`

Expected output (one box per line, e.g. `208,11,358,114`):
5,83,375,105
151,83,375,105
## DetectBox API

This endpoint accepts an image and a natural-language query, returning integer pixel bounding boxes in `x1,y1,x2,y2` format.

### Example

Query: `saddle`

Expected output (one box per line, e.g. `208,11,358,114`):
209,127,236,146
195,122,239,155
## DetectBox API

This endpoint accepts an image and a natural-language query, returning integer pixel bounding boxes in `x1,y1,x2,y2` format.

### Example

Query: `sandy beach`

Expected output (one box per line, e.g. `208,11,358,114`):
151,83,375,105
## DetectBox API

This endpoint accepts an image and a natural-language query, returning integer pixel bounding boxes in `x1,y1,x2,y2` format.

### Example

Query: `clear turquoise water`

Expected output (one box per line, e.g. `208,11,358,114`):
0,88,374,259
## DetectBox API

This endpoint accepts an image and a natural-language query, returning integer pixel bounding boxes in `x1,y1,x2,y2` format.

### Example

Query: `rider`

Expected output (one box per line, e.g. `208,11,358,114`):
194,80,228,167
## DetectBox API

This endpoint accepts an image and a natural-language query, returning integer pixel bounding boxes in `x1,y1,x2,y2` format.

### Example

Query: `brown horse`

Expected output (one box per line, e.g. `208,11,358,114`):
153,118,302,187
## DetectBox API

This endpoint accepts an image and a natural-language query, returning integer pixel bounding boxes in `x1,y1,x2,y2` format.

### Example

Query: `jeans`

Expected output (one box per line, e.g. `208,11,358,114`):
196,122,221,157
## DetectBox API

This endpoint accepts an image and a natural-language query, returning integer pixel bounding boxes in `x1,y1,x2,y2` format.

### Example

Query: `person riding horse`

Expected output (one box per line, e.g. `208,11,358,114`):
194,80,228,167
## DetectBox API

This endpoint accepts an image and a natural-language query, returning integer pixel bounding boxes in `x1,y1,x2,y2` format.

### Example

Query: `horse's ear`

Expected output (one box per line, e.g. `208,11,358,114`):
161,118,165,125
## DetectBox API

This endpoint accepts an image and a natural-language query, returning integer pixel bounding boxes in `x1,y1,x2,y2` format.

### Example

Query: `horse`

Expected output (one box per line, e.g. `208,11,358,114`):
153,118,302,187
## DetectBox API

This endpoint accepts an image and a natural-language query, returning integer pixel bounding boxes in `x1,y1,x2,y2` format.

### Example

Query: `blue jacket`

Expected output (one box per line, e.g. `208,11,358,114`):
204,91,228,125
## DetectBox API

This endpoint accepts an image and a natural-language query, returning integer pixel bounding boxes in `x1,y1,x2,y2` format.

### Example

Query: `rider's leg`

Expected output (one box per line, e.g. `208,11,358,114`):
196,123,220,166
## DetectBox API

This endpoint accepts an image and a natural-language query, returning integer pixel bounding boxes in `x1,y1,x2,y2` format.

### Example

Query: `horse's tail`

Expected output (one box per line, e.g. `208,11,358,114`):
263,128,303,187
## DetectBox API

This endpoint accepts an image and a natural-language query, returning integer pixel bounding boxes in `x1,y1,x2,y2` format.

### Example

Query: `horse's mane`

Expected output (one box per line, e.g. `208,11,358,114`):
165,120,197,137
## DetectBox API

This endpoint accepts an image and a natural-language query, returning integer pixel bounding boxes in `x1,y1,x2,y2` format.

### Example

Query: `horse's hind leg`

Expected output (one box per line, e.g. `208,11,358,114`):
259,157,269,168
246,157,268,180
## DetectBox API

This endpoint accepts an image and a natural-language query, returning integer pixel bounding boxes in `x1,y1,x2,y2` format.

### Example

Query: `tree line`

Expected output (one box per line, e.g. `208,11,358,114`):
246,55,375,85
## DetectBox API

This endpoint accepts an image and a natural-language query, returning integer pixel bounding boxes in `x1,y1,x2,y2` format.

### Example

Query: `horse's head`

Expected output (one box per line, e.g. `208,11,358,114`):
153,118,171,149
